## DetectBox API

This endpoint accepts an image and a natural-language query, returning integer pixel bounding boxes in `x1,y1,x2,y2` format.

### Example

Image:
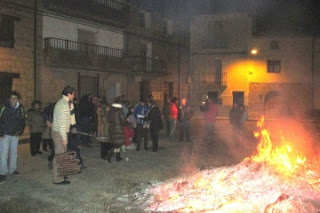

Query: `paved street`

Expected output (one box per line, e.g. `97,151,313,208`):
0,119,270,213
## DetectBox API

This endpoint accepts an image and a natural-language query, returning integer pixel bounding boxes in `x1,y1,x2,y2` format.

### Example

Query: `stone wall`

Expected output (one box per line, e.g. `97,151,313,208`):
0,1,35,109
249,82,313,119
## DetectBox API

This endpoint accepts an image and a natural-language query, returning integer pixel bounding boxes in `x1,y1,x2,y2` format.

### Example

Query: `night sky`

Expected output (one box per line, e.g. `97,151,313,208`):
128,0,320,35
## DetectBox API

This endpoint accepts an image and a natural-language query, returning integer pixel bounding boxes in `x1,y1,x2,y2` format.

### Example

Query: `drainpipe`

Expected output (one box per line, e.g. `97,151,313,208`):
311,36,315,111
33,0,38,99
178,40,181,100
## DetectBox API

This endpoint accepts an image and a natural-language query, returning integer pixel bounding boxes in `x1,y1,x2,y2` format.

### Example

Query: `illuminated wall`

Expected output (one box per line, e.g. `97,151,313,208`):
190,12,317,118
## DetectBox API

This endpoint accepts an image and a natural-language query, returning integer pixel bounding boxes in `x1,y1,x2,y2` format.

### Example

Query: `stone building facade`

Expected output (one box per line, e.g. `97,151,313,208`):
0,0,190,138
37,0,188,109
0,0,189,108
0,1,36,108
190,13,320,119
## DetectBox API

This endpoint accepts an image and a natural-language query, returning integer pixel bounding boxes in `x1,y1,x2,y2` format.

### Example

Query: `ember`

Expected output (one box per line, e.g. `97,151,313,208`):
140,116,320,212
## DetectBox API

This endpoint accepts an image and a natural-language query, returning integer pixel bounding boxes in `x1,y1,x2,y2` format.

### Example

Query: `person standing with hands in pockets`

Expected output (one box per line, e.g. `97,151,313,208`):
51,86,76,185
0,91,25,184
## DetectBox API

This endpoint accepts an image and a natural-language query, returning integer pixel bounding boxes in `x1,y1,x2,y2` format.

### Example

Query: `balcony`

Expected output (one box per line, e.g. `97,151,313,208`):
201,72,227,87
43,38,168,75
43,0,130,28
127,56,168,75
44,37,129,72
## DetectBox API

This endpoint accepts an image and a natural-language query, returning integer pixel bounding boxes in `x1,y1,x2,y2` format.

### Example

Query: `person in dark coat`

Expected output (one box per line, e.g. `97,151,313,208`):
145,100,163,152
27,100,45,156
67,97,83,168
229,102,244,144
42,102,54,152
162,96,170,136
107,97,126,162
0,91,25,183
78,94,95,147
134,98,150,150
97,103,114,160
178,98,194,142
44,102,56,169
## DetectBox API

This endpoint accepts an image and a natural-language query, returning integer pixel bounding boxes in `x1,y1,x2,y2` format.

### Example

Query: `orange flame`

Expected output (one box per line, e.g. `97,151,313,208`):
252,116,320,190
146,116,320,213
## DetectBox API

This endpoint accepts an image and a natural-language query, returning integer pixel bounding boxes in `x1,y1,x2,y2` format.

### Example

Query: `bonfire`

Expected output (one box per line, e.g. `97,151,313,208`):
140,116,320,212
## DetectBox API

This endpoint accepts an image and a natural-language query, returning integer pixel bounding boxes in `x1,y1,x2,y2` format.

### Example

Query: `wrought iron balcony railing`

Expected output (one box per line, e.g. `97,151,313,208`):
44,37,123,57
92,0,125,10
201,72,227,86
43,0,130,27
43,38,168,74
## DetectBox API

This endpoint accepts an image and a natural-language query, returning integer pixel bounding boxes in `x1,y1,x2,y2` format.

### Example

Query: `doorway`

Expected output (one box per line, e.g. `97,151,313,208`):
208,91,218,103
163,82,173,100
139,81,150,100
232,91,244,106
0,72,19,105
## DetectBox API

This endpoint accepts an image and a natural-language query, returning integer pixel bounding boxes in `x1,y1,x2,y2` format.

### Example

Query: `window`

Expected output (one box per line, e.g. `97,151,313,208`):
270,41,279,50
0,15,15,48
78,29,96,53
78,29,95,44
145,12,151,29
78,74,99,99
167,20,173,35
206,21,224,49
267,60,281,73
201,60,222,84
0,73,19,104
233,91,244,106
136,12,145,28
154,18,166,34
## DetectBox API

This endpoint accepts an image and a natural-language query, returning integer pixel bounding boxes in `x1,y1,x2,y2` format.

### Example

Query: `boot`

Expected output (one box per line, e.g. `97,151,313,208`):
101,143,107,159
116,152,122,162
48,161,53,169
106,150,114,163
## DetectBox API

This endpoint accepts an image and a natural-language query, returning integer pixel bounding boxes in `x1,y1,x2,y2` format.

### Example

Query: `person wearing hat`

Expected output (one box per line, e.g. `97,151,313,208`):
27,100,45,156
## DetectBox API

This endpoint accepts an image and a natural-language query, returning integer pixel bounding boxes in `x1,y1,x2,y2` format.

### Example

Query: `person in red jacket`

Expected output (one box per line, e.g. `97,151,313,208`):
123,118,135,148
169,97,178,141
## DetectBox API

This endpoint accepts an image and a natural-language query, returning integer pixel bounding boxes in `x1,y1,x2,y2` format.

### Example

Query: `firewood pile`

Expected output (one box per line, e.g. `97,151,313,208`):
55,151,81,177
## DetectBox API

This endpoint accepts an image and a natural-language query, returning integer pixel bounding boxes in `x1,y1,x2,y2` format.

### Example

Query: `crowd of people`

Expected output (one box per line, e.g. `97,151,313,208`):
0,86,248,185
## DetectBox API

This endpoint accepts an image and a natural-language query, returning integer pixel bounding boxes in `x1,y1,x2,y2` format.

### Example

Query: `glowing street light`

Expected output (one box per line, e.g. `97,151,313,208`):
251,48,258,55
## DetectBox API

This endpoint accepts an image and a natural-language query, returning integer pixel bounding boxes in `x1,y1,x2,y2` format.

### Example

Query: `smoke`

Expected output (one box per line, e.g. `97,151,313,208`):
176,116,320,175
176,119,257,175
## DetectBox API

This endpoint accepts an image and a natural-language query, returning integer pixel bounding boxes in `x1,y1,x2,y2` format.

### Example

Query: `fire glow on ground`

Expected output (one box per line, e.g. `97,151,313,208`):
139,117,320,213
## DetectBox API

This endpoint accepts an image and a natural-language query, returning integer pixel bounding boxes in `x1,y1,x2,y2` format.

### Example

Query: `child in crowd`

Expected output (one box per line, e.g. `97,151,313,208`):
122,107,137,151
